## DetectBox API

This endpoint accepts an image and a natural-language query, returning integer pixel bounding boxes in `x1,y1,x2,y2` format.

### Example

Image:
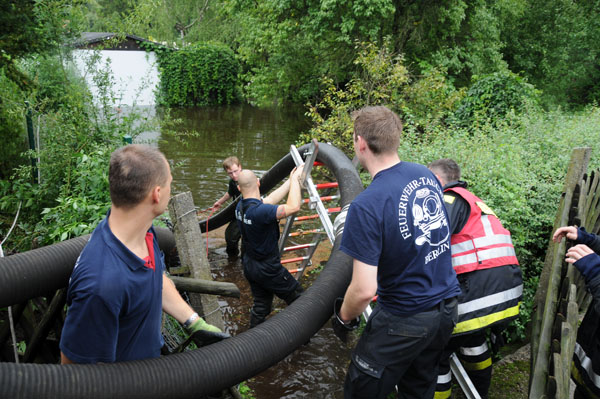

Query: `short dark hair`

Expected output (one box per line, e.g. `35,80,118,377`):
351,106,402,154
428,158,461,182
109,145,169,208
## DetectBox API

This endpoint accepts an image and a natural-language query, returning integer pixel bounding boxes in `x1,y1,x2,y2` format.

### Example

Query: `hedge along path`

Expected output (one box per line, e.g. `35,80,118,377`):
529,147,600,398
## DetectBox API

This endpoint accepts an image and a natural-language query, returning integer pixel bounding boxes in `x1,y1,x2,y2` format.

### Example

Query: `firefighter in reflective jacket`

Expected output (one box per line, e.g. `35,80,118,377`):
429,159,523,399
553,225,600,399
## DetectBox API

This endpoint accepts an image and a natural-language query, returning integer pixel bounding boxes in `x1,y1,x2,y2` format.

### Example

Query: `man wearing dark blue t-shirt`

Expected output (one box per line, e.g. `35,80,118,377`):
335,106,460,399
235,166,305,327
60,145,224,364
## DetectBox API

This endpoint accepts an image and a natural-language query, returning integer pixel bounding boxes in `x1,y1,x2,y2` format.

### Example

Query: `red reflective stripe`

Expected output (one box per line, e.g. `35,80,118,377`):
313,161,325,166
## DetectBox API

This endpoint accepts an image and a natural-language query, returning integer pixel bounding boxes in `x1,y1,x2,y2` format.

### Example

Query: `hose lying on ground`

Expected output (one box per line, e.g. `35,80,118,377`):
0,142,363,399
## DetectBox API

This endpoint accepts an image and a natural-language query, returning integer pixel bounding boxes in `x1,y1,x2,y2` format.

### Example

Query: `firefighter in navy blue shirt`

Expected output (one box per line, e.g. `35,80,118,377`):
553,225,600,399
333,106,460,399
428,158,523,399
235,166,305,327
60,144,225,364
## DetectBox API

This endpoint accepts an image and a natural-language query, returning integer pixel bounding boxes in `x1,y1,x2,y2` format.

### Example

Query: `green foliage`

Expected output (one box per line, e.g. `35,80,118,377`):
0,50,157,251
0,70,27,180
452,72,540,127
37,150,111,245
300,41,463,157
150,43,240,106
501,0,600,106
237,381,256,399
0,0,85,90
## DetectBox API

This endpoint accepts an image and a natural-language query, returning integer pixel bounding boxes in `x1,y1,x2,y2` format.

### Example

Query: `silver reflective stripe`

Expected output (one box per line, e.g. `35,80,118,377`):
481,215,494,237
460,341,489,357
437,370,452,384
452,253,478,268
452,246,516,268
477,246,516,262
458,284,523,315
451,234,513,255
473,234,513,249
574,342,600,389
452,240,475,254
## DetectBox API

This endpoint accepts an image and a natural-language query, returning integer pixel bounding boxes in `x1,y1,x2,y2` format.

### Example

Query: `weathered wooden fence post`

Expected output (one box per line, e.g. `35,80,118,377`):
168,191,225,331
530,147,591,398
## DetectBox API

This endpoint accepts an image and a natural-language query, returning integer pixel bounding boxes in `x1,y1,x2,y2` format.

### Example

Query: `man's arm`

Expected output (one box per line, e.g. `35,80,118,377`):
265,165,304,220
213,192,231,210
162,274,197,323
339,259,378,322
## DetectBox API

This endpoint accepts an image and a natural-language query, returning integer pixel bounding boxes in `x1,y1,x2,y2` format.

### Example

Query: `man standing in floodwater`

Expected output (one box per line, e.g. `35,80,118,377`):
332,106,460,398
235,167,305,327
212,156,243,258
60,144,225,364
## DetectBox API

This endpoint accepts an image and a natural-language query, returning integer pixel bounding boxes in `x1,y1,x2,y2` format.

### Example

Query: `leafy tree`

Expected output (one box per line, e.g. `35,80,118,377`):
501,0,600,105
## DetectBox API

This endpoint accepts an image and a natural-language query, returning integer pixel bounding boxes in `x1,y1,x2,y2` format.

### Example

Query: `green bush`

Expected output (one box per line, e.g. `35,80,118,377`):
0,70,28,180
152,43,240,106
300,41,462,157
452,72,540,127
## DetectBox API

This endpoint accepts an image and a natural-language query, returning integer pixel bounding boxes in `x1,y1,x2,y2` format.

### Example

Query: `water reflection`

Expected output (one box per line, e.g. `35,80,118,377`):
158,103,310,209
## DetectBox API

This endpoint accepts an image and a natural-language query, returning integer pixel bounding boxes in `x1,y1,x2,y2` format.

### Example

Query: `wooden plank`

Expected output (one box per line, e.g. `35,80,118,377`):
530,147,591,398
23,289,66,363
170,276,240,298
168,192,225,331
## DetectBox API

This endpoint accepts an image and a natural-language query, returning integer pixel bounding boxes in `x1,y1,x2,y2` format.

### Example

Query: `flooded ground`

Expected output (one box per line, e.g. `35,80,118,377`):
206,225,351,399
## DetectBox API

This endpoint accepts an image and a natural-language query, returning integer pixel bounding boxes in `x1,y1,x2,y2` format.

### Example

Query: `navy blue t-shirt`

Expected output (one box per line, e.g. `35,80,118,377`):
59,214,165,363
236,198,280,260
340,161,460,315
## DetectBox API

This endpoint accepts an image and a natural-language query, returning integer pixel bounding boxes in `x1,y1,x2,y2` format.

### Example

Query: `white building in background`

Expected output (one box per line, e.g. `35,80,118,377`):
72,32,162,107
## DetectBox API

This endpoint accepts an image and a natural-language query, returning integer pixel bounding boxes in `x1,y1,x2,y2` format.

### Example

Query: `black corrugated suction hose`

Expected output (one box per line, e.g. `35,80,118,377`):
0,142,363,398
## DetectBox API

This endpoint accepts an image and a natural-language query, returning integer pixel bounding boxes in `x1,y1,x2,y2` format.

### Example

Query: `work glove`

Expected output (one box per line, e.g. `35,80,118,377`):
331,297,359,343
187,318,230,348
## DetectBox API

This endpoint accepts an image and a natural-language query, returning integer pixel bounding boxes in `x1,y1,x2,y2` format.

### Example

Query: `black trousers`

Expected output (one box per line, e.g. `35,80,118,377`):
242,254,303,327
436,330,492,399
225,221,241,257
344,298,458,399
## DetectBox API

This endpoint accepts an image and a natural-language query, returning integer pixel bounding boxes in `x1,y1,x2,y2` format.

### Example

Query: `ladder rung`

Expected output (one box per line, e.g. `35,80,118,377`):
281,256,309,264
302,195,339,204
283,243,317,252
295,207,341,221
288,267,304,273
289,229,323,237
313,161,324,166
315,182,338,190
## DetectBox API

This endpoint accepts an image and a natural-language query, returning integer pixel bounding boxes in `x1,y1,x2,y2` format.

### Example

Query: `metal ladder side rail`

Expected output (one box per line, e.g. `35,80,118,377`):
289,142,335,245
361,305,481,399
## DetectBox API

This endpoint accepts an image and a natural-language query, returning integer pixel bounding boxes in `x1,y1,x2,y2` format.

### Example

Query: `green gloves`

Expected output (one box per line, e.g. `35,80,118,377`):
188,317,222,334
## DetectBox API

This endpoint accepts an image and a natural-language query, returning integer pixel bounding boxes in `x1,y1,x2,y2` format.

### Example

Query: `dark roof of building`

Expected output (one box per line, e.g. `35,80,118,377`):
74,32,168,50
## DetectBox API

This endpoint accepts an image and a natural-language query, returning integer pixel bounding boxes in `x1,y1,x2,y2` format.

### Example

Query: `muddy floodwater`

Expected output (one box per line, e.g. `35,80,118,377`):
158,104,352,398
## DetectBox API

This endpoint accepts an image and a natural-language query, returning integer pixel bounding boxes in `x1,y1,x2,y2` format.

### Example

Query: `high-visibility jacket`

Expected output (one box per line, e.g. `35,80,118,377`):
446,186,519,274
444,186,523,335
